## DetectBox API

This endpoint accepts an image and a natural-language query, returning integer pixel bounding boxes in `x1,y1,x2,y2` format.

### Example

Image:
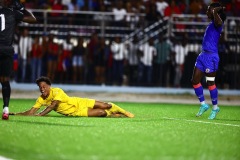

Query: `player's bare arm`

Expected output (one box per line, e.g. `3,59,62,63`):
9,107,39,116
212,7,224,27
12,0,37,23
22,9,37,23
37,100,60,116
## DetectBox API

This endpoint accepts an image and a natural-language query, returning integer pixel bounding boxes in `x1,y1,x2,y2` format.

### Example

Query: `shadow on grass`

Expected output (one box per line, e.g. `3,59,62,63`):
6,118,95,128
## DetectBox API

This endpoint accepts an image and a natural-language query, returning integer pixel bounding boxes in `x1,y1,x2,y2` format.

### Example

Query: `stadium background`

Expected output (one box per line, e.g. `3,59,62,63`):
9,0,240,94
1,1,240,159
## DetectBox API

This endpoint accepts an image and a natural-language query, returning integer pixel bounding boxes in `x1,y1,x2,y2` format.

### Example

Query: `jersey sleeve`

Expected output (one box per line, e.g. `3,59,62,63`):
52,88,68,102
14,10,24,22
33,97,44,109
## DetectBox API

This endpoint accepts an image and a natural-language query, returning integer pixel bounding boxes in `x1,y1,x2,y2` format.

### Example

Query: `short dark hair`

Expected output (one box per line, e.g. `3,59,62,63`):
35,76,52,86
210,2,226,22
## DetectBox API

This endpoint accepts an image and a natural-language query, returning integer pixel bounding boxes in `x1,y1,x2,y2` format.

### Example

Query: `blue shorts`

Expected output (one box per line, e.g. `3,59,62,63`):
195,52,219,73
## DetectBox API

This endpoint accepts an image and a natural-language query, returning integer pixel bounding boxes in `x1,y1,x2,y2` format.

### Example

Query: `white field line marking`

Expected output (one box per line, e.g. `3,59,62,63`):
0,156,12,160
163,117,240,127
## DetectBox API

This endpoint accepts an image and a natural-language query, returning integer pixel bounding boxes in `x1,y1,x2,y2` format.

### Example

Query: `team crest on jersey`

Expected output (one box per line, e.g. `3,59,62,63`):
205,68,210,73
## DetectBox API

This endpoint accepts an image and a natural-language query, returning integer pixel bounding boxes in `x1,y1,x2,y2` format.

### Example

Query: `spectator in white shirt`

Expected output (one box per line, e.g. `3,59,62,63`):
174,39,188,87
156,0,169,17
19,28,32,82
112,1,127,28
138,38,157,86
110,36,128,85
126,36,140,86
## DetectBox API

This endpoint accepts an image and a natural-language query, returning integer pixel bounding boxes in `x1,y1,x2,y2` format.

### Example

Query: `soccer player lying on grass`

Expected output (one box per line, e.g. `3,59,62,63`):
10,76,134,118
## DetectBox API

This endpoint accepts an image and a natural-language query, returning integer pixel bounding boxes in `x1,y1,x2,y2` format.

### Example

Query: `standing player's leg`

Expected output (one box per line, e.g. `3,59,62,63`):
1,55,13,120
206,72,220,120
1,77,11,120
191,67,209,117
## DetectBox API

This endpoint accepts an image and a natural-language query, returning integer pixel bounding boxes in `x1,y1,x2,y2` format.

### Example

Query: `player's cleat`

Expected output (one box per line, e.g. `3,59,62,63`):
208,107,220,120
2,107,9,120
196,104,209,117
124,111,134,118
2,113,9,120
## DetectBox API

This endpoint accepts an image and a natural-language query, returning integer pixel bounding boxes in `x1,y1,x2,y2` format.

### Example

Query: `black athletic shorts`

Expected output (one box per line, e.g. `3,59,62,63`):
0,48,14,77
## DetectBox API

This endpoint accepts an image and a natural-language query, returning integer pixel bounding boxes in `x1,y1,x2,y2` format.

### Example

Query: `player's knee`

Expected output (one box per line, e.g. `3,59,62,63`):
191,78,198,85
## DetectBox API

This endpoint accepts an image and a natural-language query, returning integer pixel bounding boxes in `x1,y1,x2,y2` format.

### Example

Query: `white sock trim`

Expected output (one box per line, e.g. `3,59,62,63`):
3,107,9,114
213,105,218,110
200,101,205,105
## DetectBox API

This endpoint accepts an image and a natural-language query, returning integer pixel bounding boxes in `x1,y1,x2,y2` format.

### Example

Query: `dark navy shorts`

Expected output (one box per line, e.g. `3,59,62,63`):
195,52,219,73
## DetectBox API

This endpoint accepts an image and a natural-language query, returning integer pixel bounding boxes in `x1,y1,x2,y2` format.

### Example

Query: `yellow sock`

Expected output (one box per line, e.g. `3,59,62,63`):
105,109,111,117
108,102,126,114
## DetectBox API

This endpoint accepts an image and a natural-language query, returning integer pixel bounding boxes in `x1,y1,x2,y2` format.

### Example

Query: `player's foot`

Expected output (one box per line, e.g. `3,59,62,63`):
2,113,9,120
2,107,9,120
208,107,220,120
124,111,134,118
196,104,209,117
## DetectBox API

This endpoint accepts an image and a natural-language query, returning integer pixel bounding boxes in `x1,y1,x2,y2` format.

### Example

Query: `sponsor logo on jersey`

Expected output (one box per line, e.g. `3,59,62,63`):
205,68,210,73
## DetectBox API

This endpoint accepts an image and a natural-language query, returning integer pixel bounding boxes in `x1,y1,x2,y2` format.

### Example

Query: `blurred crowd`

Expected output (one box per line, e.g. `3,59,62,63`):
21,0,240,17
12,28,235,89
11,0,240,89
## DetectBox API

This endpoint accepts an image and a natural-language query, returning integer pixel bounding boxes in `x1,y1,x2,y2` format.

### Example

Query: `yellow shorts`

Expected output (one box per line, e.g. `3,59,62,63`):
70,98,95,117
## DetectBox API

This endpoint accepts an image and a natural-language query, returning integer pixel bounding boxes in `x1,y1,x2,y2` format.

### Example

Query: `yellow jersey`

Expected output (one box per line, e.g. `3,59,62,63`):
33,87,95,116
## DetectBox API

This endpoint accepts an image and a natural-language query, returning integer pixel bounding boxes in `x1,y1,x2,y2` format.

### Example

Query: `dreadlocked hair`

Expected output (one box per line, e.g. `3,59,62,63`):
210,2,226,22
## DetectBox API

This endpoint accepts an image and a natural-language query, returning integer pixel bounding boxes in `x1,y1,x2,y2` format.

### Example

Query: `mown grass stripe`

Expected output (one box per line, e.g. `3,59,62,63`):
163,117,240,127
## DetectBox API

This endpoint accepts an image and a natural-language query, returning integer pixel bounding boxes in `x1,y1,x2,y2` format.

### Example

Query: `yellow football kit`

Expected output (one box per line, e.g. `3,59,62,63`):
33,87,95,116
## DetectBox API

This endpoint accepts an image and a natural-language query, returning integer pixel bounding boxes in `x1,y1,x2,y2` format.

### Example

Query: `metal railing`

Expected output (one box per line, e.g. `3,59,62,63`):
19,9,145,39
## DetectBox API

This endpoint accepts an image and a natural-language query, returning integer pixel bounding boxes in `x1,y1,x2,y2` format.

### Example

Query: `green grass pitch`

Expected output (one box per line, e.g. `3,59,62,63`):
0,99,240,160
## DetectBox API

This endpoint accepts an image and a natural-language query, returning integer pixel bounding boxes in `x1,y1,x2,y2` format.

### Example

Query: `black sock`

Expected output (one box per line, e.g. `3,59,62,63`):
1,81,11,108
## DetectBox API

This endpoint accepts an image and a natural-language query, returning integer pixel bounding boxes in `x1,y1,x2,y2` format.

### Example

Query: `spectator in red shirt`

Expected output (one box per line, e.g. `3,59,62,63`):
164,0,181,17
50,0,64,24
233,0,240,16
86,33,99,84
164,0,185,38
57,34,73,83
30,36,43,82
47,34,59,82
